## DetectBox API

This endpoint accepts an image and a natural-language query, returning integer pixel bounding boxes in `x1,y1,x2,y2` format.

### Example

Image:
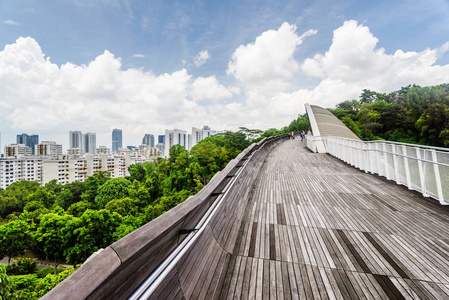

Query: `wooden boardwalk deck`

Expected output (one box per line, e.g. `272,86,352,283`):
220,139,449,299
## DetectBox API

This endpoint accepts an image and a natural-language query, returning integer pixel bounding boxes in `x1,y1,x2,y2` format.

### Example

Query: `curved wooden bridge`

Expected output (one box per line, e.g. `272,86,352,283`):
44,107,449,299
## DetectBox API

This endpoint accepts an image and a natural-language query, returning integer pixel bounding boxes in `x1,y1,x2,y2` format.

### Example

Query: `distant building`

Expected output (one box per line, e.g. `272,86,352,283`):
83,132,96,154
139,144,162,157
35,141,63,156
127,146,138,151
158,135,165,144
17,133,39,155
156,143,164,154
190,125,222,149
69,131,83,151
142,134,155,147
4,144,32,157
67,148,82,156
0,158,43,189
164,129,190,157
112,129,122,153
96,146,110,155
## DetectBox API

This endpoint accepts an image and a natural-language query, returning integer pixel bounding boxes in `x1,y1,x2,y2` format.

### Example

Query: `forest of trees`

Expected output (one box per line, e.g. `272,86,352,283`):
328,83,449,147
0,129,294,299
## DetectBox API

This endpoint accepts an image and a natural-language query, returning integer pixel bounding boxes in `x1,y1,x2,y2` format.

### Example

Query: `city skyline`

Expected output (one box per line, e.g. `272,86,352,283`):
1,1,449,150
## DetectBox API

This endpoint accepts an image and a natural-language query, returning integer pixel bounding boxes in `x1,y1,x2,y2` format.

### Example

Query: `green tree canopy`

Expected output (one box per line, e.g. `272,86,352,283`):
0,220,33,263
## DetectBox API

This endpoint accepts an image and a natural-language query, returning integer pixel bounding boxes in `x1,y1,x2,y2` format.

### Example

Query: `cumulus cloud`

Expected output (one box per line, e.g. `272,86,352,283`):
3,19,19,25
299,20,449,107
0,37,196,147
227,22,316,92
190,76,236,102
193,50,210,67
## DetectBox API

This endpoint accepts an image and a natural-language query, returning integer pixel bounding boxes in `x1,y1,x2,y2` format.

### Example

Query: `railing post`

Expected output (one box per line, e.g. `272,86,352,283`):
402,145,412,189
392,144,399,182
416,147,426,197
376,142,381,176
383,143,389,180
431,150,446,204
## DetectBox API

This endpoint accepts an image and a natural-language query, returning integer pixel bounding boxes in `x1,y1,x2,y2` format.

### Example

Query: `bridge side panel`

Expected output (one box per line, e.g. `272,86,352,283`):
147,136,287,299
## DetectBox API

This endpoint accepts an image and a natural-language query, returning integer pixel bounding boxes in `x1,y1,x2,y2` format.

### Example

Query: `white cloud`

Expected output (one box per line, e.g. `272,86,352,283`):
299,20,449,107
132,54,145,58
227,22,316,93
3,19,19,25
190,76,236,102
0,37,195,148
193,50,210,67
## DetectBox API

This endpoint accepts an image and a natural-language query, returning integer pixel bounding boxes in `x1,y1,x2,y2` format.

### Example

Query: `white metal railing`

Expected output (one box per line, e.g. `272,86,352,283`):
324,136,449,205
306,134,326,153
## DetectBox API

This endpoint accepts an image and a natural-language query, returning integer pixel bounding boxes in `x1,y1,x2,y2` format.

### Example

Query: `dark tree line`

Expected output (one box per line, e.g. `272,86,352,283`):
328,83,449,147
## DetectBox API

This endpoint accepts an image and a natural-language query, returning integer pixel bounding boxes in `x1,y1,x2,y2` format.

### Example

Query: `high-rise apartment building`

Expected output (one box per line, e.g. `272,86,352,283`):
190,125,222,149
112,129,122,153
164,129,190,157
158,135,165,144
83,132,96,154
69,131,83,151
0,158,43,189
142,134,155,147
17,133,39,155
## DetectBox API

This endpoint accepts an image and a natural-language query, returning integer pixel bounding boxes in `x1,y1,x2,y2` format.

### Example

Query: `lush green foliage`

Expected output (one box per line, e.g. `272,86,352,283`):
282,114,310,133
0,130,272,298
5,258,38,275
328,84,449,147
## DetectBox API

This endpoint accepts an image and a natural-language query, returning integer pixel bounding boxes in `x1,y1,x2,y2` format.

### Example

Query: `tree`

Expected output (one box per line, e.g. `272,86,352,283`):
105,197,139,217
360,89,377,104
0,196,21,219
5,257,38,275
27,187,56,209
128,163,146,182
57,181,86,210
67,200,92,217
81,171,110,204
94,178,132,209
35,213,74,274
63,209,121,264
238,127,263,141
0,220,33,263
190,140,223,185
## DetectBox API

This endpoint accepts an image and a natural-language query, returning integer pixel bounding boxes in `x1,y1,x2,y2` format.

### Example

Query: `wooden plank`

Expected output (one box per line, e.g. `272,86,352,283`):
336,229,371,273
247,258,258,300
248,222,258,257
372,274,405,300
269,260,277,300
240,257,253,300
269,223,276,260
262,259,270,300
254,258,264,300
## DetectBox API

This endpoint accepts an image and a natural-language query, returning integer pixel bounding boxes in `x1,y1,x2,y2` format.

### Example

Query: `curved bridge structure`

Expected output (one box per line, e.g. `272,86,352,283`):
44,107,449,299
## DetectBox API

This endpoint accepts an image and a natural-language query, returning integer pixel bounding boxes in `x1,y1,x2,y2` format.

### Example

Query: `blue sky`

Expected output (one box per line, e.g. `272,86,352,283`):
1,0,449,150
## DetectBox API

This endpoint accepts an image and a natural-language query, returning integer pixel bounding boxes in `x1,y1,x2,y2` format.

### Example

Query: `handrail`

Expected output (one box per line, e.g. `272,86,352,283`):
322,136,449,205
